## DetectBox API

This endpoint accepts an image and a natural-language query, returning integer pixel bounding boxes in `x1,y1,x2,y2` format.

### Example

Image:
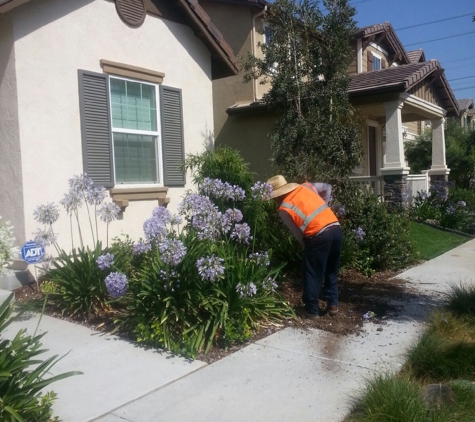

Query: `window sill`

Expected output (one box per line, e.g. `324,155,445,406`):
110,186,169,211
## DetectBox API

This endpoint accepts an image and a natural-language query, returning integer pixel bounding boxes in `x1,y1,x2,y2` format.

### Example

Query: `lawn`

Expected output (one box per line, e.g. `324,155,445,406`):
409,221,469,261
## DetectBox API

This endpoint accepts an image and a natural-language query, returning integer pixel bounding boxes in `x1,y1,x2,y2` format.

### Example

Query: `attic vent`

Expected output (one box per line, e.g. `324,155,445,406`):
116,0,146,27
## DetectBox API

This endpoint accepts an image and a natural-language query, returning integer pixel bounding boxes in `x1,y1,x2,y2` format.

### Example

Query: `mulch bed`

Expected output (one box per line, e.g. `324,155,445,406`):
12,269,412,364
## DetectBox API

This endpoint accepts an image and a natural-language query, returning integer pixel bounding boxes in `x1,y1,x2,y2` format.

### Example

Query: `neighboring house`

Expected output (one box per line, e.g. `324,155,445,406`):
199,2,459,208
456,98,474,130
0,0,238,271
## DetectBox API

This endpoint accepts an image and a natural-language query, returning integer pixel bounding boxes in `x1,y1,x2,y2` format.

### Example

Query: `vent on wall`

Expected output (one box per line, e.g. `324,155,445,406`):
116,0,146,27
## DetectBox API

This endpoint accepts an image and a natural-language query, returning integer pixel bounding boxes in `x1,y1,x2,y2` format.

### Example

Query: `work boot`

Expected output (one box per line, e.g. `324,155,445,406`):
328,305,338,316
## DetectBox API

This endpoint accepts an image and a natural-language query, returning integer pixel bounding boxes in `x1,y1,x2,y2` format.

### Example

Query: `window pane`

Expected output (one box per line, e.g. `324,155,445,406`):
373,56,381,70
113,133,158,183
110,78,157,132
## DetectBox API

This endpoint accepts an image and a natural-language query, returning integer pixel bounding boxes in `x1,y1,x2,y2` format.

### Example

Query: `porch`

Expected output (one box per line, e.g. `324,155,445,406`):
348,61,459,208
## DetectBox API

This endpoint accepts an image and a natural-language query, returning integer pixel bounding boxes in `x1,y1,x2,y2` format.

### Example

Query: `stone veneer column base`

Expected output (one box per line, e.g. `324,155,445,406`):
383,174,408,211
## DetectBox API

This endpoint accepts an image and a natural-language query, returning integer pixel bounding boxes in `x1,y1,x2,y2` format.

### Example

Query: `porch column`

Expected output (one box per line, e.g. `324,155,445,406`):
428,118,450,186
381,99,410,210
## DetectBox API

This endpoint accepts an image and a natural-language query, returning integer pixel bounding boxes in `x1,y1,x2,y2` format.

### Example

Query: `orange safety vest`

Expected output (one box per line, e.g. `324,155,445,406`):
279,183,338,237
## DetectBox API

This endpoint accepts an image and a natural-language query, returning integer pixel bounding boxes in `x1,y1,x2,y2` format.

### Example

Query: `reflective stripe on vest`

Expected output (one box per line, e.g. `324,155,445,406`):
279,184,338,237
281,201,329,232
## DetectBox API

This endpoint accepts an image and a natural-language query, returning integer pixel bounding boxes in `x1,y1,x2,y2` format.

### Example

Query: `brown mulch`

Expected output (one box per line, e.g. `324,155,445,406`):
13,269,413,364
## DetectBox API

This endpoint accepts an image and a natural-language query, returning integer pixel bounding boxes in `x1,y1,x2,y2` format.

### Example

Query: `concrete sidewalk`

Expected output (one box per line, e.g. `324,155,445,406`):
4,238,475,422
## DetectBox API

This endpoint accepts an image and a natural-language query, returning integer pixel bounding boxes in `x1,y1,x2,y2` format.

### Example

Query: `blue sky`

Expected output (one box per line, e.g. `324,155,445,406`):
351,0,475,103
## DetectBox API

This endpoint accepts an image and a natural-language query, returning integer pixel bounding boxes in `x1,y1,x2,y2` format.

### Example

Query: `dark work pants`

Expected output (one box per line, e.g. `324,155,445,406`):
302,225,343,315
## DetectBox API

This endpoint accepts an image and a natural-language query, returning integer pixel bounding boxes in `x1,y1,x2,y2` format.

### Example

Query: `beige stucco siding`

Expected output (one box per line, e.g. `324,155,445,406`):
0,13,25,244
8,0,214,247
215,112,277,180
405,121,419,136
348,40,357,75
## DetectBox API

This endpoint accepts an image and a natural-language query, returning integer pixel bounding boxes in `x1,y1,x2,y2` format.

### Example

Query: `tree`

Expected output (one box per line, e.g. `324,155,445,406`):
244,0,363,183
405,120,475,189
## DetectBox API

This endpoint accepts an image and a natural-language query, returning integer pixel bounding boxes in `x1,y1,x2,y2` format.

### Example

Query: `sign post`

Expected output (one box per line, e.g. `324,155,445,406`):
20,241,45,291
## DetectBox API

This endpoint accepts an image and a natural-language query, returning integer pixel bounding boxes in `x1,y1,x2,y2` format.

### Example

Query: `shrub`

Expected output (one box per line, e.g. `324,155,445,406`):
44,241,129,320
0,216,19,275
121,186,294,357
410,185,473,233
185,147,302,271
0,294,80,421
335,184,416,272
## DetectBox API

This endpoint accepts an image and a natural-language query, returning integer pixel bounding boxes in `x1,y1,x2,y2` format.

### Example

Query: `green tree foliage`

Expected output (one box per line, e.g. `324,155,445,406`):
406,120,475,189
243,0,363,183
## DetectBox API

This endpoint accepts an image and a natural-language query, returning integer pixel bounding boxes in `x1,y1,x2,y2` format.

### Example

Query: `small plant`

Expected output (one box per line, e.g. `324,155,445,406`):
446,283,475,318
0,294,81,421
0,216,19,275
347,374,427,422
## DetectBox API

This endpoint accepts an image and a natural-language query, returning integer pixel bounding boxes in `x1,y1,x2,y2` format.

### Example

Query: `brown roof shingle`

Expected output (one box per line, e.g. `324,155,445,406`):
407,49,426,63
349,61,459,115
457,98,473,111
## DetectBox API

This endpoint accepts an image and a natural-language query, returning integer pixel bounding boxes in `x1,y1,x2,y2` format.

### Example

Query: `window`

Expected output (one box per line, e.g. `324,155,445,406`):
110,77,161,184
264,24,274,45
78,69,185,189
372,54,381,71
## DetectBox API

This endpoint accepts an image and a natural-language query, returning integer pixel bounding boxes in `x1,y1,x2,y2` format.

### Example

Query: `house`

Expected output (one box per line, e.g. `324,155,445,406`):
199,2,459,208
456,98,474,130
0,0,238,278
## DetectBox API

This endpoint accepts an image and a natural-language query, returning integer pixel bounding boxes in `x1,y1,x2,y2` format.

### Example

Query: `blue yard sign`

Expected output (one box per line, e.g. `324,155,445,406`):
20,241,45,264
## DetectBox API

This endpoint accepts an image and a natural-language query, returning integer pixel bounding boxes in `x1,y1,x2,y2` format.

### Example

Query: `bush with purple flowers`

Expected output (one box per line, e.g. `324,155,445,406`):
410,184,473,234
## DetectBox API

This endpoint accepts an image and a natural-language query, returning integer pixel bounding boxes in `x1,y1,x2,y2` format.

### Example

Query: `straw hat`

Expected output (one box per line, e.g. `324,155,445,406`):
267,175,300,199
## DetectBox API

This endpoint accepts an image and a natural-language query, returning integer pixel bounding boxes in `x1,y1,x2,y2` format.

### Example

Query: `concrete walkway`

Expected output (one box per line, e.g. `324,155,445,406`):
4,239,475,422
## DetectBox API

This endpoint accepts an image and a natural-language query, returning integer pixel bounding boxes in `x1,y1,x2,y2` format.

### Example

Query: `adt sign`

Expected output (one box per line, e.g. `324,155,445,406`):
20,241,45,264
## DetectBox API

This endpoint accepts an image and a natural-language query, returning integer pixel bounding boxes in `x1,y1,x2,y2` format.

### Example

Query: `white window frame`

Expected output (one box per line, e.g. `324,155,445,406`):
108,76,164,186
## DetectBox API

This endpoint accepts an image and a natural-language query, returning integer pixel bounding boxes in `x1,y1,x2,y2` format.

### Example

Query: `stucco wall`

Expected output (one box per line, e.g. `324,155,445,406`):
0,13,25,244
8,0,214,249
215,112,277,180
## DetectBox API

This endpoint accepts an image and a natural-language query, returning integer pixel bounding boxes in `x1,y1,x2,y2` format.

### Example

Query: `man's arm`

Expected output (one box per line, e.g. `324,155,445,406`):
311,183,332,204
279,210,304,248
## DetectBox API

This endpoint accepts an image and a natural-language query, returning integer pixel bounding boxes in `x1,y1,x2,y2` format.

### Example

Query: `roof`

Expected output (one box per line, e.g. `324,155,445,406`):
0,0,239,79
407,49,426,64
203,0,267,7
354,22,410,65
349,61,459,116
457,98,473,111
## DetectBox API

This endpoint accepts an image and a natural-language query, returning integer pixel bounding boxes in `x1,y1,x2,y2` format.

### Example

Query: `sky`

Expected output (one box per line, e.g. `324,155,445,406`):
351,0,475,103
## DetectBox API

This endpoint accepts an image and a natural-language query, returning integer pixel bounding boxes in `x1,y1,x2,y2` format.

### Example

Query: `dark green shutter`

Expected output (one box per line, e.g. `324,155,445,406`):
160,86,185,187
78,70,114,187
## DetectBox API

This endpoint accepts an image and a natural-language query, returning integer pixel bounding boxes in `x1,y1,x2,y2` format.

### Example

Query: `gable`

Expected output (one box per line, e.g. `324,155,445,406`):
408,79,447,110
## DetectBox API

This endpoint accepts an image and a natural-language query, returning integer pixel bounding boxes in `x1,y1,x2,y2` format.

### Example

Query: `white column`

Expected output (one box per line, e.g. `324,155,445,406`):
357,38,362,73
381,99,409,175
429,118,449,174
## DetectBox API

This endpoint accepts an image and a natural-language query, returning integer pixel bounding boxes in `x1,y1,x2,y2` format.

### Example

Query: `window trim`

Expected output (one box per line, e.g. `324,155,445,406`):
108,75,164,186
372,51,382,71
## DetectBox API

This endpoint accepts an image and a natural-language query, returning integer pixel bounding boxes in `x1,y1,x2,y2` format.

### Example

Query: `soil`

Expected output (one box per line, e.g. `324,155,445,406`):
12,269,415,364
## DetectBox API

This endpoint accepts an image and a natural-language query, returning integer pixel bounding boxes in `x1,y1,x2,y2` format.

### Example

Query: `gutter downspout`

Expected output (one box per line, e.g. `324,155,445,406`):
251,5,267,103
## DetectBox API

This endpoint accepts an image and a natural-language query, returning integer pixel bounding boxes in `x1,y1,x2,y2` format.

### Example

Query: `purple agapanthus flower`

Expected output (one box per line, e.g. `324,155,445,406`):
33,203,60,226
418,190,429,201
133,240,152,255
158,239,187,266
231,186,246,201
96,253,114,270
251,182,273,201
152,206,172,225
86,186,107,206
32,228,57,246
236,282,257,298
248,251,270,267
60,191,82,214
262,277,278,293
458,200,467,207
104,272,128,298
353,227,366,242
196,255,225,282
231,223,252,244
97,202,121,223
170,214,183,225
446,206,456,215
143,217,167,243
68,173,94,196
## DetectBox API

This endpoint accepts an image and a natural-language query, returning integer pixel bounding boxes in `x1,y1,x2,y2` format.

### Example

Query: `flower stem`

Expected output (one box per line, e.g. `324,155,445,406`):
85,202,96,244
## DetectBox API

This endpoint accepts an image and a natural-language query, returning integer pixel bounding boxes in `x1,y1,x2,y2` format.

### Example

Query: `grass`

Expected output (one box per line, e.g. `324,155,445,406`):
409,221,468,261
345,284,475,422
